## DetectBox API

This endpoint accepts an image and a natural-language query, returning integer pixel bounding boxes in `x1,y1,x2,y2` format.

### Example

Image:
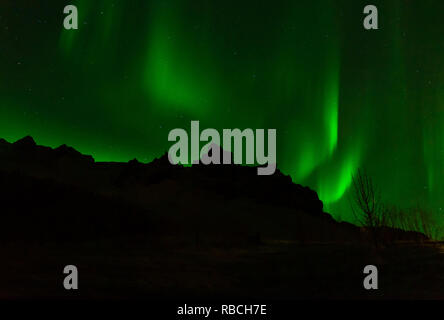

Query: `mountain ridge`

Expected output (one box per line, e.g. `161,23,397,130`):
0,136,426,244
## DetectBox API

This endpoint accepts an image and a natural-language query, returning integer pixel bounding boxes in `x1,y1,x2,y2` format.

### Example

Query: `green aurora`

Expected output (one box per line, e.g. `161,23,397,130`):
1,0,443,226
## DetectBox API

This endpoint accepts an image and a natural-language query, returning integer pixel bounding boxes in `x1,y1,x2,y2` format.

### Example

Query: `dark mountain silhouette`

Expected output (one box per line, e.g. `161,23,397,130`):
0,137,426,244
0,137,438,301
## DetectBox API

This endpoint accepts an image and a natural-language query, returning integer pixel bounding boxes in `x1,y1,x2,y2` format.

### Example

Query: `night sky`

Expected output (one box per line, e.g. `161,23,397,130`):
1,0,443,225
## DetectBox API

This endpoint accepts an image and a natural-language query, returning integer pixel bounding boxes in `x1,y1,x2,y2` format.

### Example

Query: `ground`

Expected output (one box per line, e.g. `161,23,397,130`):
1,240,443,300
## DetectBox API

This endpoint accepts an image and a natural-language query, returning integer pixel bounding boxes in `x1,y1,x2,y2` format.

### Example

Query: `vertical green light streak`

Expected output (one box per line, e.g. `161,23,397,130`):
324,59,339,157
280,0,341,185
318,145,361,205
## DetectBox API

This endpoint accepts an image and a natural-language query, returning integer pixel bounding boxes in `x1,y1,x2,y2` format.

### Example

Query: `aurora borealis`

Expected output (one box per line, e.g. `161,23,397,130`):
1,0,443,227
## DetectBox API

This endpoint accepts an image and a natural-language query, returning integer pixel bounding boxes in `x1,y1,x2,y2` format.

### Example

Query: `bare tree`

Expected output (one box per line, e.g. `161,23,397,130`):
350,169,388,247
350,169,444,243
401,205,441,241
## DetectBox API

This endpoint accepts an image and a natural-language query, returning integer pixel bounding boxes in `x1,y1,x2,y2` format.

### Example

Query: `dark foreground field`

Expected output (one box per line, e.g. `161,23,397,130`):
1,240,443,300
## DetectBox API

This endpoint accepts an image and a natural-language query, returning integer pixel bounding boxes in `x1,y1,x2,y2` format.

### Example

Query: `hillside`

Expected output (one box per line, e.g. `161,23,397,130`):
0,136,365,244
0,136,441,300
